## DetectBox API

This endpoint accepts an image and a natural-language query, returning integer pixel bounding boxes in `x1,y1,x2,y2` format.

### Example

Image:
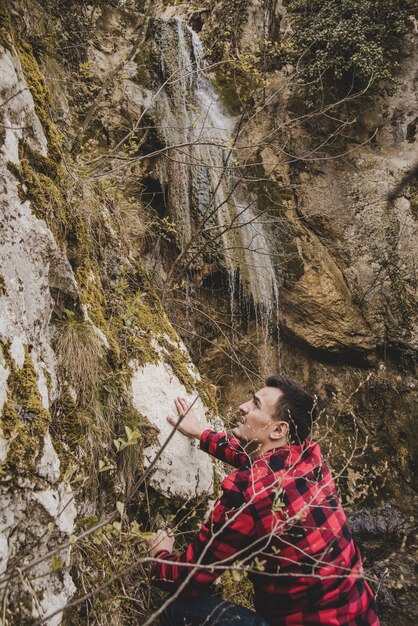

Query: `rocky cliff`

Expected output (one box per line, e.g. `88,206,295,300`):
0,1,416,624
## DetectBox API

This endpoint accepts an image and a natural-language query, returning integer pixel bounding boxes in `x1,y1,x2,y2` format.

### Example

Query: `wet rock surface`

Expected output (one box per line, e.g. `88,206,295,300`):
350,503,415,541
350,504,417,624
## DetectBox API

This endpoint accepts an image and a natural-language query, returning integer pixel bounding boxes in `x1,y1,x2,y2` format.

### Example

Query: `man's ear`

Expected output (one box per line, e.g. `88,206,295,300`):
270,421,289,440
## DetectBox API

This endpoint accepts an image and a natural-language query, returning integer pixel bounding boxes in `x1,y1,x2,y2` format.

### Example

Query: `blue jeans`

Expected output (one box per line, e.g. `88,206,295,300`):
159,592,270,626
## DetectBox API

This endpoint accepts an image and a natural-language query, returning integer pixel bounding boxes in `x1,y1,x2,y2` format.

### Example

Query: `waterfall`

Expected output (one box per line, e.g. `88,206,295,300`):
154,16,279,329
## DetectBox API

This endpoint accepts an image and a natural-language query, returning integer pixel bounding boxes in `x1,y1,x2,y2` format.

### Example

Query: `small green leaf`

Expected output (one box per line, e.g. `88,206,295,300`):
51,555,63,570
98,458,114,473
272,499,285,512
252,557,266,572
130,520,141,536
116,501,125,517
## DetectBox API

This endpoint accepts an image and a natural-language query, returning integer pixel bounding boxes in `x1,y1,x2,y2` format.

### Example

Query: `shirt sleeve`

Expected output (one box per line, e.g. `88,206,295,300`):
199,430,248,468
150,474,256,594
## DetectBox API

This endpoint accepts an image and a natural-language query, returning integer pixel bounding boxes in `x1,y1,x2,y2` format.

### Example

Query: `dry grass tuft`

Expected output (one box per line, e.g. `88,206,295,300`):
54,311,106,403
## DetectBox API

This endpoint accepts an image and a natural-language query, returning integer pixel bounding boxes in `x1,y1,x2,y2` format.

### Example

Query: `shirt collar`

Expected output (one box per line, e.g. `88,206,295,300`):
246,440,318,469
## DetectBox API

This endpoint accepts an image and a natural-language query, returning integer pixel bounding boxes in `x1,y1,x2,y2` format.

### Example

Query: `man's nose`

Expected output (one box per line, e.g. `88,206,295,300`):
238,403,248,414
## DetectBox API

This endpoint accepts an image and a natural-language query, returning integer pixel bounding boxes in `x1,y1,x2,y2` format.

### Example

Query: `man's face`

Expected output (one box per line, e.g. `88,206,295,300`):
232,386,283,445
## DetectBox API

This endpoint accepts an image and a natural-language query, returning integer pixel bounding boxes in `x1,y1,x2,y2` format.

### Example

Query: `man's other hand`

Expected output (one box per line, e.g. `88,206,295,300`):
147,528,175,557
167,396,205,439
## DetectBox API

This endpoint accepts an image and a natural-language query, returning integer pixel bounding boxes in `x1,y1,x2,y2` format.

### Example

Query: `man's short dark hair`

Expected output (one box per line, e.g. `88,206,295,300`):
265,375,318,443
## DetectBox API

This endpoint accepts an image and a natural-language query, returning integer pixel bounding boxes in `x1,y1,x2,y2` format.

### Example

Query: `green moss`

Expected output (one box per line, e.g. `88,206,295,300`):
196,377,218,416
161,338,195,393
51,387,84,446
76,266,109,331
20,139,59,178
408,181,418,220
134,41,154,89
108,282,172,366
7,139,68,243
136,299,171,340
109,295,160,366
221,568,253,609
122,268,205,391
9,158,67,241
120,289,199,391
0,7,62,158
16,40,62,161
105,268,211,394
0,4,13,50
0,343,50,481
210,70,244,116
75,514,99,530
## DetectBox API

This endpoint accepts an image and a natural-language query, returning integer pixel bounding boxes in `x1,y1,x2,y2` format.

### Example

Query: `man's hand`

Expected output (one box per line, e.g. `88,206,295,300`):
146,528,175,557
167,396,205,440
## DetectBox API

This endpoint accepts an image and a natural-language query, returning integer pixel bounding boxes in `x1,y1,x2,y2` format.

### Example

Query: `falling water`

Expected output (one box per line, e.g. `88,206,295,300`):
154,16,279,336
228,268,237,345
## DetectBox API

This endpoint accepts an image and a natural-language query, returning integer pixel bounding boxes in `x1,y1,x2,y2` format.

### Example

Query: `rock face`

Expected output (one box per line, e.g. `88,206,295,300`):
0,45,78,623
0,46,54,379
279,221,374,352
196,4,418,623
131,357,214,498
0,34,217,624
241,23,418,356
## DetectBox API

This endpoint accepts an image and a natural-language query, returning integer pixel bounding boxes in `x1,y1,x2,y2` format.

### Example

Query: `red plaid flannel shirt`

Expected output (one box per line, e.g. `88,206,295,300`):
151,430,380,625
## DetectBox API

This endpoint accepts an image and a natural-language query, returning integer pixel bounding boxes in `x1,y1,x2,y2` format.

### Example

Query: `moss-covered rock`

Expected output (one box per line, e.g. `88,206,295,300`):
0,343,50,481
16,39,62,161
8,143,68,242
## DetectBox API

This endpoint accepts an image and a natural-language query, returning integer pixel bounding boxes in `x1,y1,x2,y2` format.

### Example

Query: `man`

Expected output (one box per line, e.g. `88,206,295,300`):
148,376,380,625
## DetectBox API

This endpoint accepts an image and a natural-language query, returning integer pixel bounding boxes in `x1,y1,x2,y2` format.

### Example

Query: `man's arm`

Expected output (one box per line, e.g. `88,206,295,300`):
149,475,256,593
199,430,248,468
167,397,248,468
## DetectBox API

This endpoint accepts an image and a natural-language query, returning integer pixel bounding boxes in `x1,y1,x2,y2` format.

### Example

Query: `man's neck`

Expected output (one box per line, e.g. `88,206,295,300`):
242,438,288,460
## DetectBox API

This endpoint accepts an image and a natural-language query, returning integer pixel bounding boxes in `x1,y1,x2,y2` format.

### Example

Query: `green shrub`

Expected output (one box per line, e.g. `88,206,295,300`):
286,0,412,108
